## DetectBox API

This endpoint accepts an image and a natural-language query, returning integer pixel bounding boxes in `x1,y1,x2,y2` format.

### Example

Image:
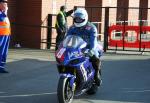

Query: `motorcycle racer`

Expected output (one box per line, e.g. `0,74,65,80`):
66,8,102,86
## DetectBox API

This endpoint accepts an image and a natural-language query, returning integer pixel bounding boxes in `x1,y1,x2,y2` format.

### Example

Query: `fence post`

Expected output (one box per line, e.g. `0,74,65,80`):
139,8,143,52
47,14,52,49
104,7,109,52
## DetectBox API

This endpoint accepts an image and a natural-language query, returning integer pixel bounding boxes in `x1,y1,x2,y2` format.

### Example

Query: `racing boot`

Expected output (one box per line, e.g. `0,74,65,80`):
91,55,102,86
95,68,102,86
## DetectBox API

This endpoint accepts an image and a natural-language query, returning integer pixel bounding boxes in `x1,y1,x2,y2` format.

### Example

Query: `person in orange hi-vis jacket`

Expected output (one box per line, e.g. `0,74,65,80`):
0,0,11,73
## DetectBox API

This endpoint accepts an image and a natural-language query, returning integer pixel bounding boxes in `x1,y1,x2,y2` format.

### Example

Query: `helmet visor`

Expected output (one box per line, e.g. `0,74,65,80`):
74,17,85,23
74,13,85,23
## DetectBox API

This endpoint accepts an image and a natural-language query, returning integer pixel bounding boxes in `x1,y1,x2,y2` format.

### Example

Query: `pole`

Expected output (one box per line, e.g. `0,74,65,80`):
104,7,109,52
65,0,67,7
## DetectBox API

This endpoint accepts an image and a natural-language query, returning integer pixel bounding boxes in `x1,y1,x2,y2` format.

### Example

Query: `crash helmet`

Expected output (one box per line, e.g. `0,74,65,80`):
74,8,88,27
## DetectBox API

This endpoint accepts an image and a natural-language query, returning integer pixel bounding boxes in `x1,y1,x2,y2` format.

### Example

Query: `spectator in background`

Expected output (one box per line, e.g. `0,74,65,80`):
55,5,74,51
0,0,11,73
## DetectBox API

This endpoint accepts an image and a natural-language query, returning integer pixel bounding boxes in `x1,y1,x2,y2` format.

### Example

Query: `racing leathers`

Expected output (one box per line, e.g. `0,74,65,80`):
66,22,102,86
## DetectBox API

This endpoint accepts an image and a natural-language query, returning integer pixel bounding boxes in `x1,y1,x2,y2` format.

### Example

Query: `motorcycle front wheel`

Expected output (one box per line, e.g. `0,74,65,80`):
57,76,74,103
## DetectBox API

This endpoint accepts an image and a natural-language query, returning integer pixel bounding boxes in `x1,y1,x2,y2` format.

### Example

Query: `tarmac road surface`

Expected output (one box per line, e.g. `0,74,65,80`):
0,49,150,103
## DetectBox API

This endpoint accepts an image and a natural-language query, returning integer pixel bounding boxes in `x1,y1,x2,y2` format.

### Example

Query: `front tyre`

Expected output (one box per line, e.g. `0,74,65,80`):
57,77,74,103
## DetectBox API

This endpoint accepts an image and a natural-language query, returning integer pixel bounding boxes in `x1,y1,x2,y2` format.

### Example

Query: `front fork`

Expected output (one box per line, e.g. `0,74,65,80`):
60,73,76,91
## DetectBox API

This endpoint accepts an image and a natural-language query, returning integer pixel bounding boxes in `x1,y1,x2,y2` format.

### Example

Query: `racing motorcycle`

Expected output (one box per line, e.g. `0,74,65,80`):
55,35,103,103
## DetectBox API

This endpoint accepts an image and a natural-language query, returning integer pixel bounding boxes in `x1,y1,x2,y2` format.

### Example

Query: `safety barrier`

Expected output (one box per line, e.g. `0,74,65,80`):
109,25,150,49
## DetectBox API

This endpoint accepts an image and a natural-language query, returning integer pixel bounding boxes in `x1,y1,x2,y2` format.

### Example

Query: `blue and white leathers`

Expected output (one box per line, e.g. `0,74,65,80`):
67,22,102,58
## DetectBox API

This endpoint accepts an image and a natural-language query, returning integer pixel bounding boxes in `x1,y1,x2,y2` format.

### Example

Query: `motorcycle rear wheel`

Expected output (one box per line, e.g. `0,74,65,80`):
57,77,74,103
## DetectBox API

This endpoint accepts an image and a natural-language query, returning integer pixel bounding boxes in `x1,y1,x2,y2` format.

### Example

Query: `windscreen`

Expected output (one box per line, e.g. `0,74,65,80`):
63,35,86,49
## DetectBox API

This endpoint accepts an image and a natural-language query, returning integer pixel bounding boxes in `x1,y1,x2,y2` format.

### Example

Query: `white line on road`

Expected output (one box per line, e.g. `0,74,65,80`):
0,92,57,98
0,92,6,94
125,89,150,93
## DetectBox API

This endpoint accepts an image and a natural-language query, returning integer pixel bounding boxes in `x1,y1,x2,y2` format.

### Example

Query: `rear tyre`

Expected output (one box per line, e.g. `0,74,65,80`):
57,77,74,103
